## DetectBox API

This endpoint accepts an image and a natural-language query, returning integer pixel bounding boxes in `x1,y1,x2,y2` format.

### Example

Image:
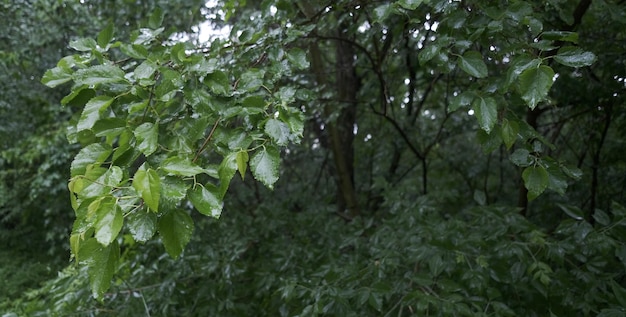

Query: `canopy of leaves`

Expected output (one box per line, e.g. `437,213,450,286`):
2,0,626,316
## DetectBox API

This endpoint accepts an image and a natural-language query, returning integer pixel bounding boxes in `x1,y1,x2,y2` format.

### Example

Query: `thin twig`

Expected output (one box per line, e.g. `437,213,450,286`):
193,117,221,163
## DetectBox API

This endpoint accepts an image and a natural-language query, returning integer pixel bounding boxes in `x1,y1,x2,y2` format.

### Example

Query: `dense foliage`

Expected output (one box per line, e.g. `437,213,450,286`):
2,0,626,316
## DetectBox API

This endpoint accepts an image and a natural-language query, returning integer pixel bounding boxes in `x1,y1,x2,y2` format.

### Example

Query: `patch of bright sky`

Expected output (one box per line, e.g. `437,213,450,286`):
195,0,231,43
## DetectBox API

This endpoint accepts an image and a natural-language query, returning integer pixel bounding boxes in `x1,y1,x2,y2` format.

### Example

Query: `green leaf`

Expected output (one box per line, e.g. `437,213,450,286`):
41,67,73,88
518,65,554,110
161,157,207,177
397,0,423,10
458,51,488,78
70,38,97,52
505,1,532,22
472,97,497,133
97,23,114,48
132,27,164,45
127,210,157,243
373,4,393,23
158,209,194,259
547,170,568,195
281,108,304,141
418,45,440,65
505,57,541,88
159,176,190,210
218,153,237,196
239,69,264,92
522,165,549,200
561,164,583,180
74,65,126,87
93,197,123,246
93,118,126,138
448,91,474,112
134,122,158,156
71,143,113,177
593,209,611,226
611,280,626,307
542,31,578,43
242,95,266,109
132,167,161,212
62,88,96,106
558,203,584,220
554,46,597,67
510,149,531,166
474,190,486,205
127,100,149,114
77,166,122,199
205,71,231,96
188,184,223,218
250,146,280,189
501,119,519,149
236,150,249,180
71,167,106,198
149,7,164,29
134,60,158,80
80,238,119,299
265,118,291,146
525,17,543,37
120,43,149,59
476,128,502,153
286,48,309,70
77,96,114,132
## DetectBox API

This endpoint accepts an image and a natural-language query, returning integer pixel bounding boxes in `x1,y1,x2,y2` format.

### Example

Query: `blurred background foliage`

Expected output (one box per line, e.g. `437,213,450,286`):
1,0,626,316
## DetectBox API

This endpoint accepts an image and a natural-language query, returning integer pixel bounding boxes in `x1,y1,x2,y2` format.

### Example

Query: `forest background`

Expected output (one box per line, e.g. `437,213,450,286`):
1,0,626,316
